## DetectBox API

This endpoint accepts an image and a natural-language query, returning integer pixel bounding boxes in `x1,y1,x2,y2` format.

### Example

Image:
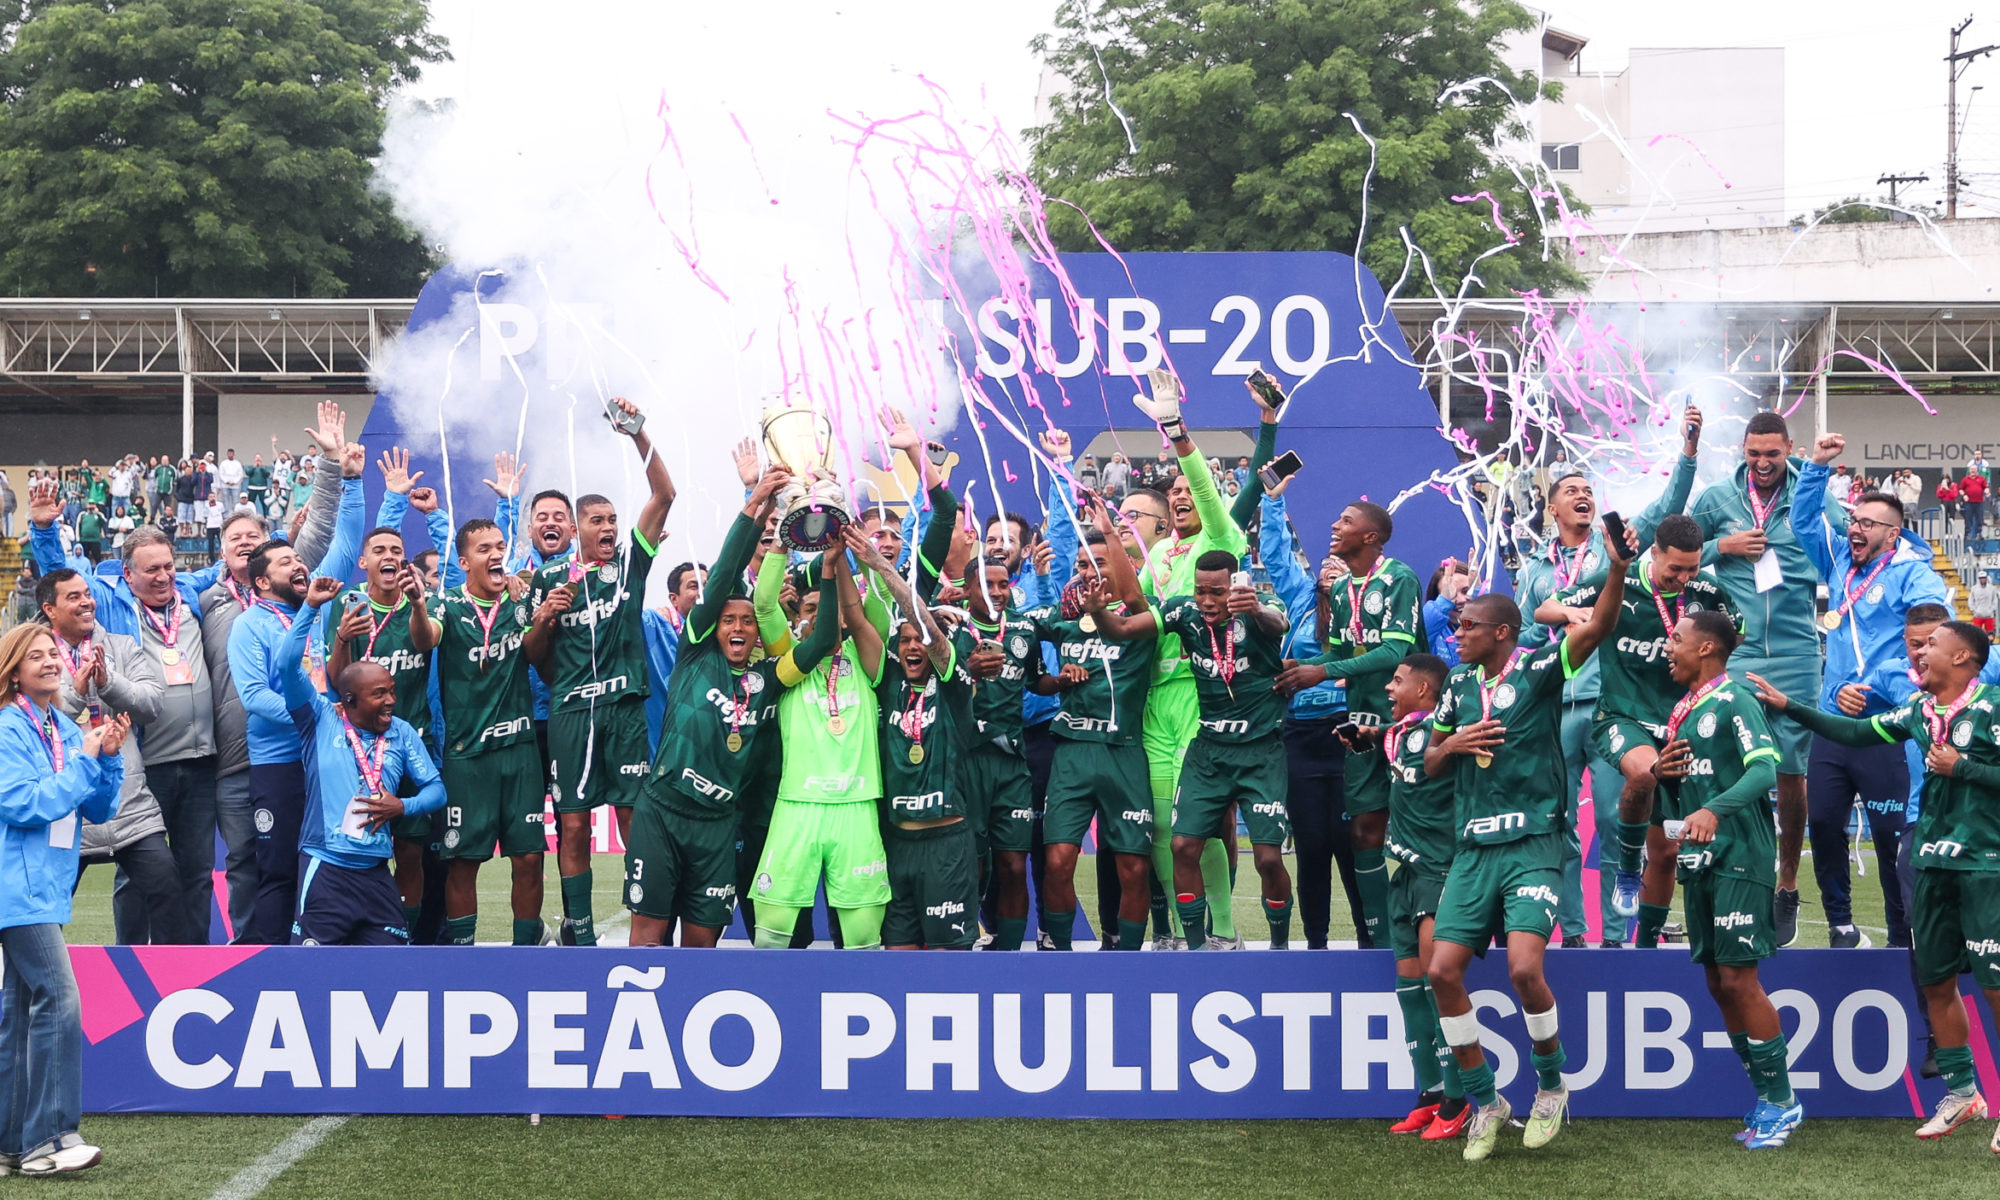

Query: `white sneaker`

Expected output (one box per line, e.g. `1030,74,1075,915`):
1035,931,1059,951
1523,1086,1568,1148
1149,934,1179,951
19,1144,100,1176
973,933,995,950
1916,1090,1987,1139
1212,933,1245,951
1463,1095,1513,1162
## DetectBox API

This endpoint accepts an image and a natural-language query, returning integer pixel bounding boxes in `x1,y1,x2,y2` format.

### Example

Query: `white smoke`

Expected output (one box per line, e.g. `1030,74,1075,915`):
370,1,1050,563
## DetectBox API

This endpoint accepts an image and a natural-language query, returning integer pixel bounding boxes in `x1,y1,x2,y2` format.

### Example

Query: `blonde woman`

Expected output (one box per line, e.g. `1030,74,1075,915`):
0,623,128,1176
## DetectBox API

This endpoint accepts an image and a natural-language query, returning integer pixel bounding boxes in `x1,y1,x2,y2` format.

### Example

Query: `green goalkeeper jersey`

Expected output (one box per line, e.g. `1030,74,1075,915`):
1555,558,1737,730
775,641,883,803
1030,606,1155,745
1154,596,1287,743
1432,641,1578,848
530,530,657,714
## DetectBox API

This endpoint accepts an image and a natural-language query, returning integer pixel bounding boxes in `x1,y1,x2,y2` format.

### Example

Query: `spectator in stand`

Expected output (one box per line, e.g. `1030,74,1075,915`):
1101,452,1130,501
58,463,85,528
1422,557,1473,668
242,454,270,515
0,470,14,539
1893,468,1923,512
1076,454,1100,494
203,497,224,560
1970,450,1990,483
149,458,172,526
1938,470,1960,536
173,460,198,538
107,508,134,555
214,450,244,513
107,459,131,518
1972,571,2000,635
75,505,104,566
1233,455,1252,493
1962,467,1987,540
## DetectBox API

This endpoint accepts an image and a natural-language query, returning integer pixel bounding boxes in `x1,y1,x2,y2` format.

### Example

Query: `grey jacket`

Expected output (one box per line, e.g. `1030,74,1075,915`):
200,452,345,779
52,630,169,858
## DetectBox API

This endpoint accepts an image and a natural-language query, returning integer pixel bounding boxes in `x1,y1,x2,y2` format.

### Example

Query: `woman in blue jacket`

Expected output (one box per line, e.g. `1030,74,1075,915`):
0,623,127,1177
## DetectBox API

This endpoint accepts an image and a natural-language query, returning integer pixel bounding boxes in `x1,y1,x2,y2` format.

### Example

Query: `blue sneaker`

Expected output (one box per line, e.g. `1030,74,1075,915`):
1733,1102,1760,1143
1744,1099,1804,1149
1611,871,1642,919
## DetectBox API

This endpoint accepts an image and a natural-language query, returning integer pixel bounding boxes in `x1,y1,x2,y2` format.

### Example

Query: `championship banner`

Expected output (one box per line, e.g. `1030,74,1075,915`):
78,947,1998,1118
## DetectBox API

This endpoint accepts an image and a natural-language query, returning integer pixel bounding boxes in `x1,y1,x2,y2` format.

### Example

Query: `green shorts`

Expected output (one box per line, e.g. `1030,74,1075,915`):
882,821,980,949
1683,872,1776,966
1344,723,1391,816
962,744,1034,854
549,698,652,813
1729,653,1816,775
1172,734,1290,845
1913,868,2000,988
1389,866,1449,961
625,803,738,929
753,798,890,909
1432,833,1565,952
439,744,547,861
1045,739,1153,857
1592,713,1665,772
391,812,432,843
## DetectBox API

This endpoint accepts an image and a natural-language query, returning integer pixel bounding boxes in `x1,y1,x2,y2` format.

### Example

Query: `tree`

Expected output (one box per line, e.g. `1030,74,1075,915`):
1790,195,1940,226
0,0,446,297
1027,0,1581,297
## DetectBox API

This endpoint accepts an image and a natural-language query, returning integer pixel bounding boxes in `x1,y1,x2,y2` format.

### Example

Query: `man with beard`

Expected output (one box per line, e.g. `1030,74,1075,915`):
525,397,676,946
227,534,355,944
1790,432,1950,947
1687,411,1820,946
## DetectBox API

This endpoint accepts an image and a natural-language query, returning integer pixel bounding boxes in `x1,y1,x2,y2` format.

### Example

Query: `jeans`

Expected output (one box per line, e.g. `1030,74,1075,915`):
80,833,193,945
217,485,240,512
1283,714,1360,947
249,761,308,945
1806,735,1909,940
1965,500,1984,541
1558,698,1620,940
0,924,82,1160
143,757,218,943
215,772,258,943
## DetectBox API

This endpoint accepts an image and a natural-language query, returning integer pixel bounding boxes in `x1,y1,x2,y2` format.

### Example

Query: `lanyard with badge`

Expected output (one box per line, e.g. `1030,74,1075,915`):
336,705,390,838
144,597,196,686
54,635,101,726
900,679,931,765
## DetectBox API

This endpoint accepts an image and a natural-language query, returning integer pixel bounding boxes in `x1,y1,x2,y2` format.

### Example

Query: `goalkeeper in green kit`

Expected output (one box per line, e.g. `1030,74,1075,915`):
1126,367,1282,948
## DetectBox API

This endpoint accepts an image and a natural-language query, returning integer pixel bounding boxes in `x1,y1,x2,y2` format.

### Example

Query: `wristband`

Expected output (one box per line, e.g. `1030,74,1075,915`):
1159,417,1187,441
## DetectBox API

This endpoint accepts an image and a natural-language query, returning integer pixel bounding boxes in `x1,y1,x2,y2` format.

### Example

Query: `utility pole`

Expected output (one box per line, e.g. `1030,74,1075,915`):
1878,171,1929,206
1947,16,1999,218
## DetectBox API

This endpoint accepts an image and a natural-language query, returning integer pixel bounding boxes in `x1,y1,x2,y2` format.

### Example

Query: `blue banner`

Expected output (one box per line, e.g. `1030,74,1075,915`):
77,947,1992,1118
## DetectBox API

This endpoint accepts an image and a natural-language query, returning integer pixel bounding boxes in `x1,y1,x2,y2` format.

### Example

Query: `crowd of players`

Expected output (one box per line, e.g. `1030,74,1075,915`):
6,375,2000,1165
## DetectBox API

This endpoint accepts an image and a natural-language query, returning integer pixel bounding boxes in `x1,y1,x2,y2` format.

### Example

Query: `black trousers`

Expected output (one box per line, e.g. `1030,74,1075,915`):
1285,715,1363,948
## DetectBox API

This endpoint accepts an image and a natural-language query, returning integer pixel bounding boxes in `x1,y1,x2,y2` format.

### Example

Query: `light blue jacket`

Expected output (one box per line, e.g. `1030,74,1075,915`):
1260,493,1345,719
1792,461,1952,713
280,609,444,869
0,700,122,926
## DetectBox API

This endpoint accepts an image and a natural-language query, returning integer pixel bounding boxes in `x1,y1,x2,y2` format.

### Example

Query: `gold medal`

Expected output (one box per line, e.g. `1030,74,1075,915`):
726,732,744,753
1475,753,1493,768
1080,613,1097,633
1820,610,1842,632
161,648,181,665
908,744,925,765
828,715,847,735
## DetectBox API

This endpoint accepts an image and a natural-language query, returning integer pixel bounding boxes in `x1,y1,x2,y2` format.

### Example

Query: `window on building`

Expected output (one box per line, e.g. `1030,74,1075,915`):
1540,143,1580,172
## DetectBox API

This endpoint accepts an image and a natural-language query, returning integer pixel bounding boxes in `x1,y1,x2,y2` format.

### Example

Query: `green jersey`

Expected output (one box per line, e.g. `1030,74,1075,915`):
1386,716,1457,872
1433,641,1578,848
877,629,979,823
968,610,1044,754
1030,606,1156,745
775,640,883,803
530,531,657,714
435,587,535,759
651,647,783,818
1321,556,1426,720
1556,557,1737,730
322,587,435,739
1154,597,1287,743
1658,674,1781,885
1872,684,2000,871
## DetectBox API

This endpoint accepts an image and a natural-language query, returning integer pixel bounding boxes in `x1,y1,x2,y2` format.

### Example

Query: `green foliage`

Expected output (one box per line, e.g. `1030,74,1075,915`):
1027,0,1583,297
1791,195,1940,225
0,0,446,297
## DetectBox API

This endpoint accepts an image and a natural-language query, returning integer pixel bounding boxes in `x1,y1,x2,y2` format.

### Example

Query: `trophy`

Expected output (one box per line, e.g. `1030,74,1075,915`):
760,397,854,552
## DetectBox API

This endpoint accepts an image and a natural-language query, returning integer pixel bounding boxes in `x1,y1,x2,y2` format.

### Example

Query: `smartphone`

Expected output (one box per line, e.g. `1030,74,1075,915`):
1231,570,1253,590
603,397,645,436
926,442,948,467
1602,510,1629,556
1257,450,1305,491
1247,366,1289,415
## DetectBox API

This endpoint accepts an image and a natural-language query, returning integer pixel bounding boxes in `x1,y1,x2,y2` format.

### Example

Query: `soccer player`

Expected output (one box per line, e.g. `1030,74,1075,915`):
1653,610,1798,1148
435,518,546,946
325,526,441,935
1274,499,1426,948
1424,521,1629,1161
1534,512,1736,947
1791,432,1950,947
1687,411,1825,946
749,533,890,949
1518,407,1700,945
844,528,982,949
1091,538,1293,948
279,577,445,945
1373,653,1467,1137
524,396,676,946
962,553,1046,950
1028,526,1154,950
1127,371,1281,948
627,468,834,947
1750,622,2000,1148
